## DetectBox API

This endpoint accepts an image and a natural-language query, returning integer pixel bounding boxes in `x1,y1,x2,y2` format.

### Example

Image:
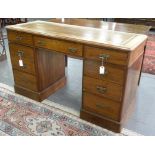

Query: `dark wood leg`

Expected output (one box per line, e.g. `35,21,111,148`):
65,55,68,67
138,45,147,85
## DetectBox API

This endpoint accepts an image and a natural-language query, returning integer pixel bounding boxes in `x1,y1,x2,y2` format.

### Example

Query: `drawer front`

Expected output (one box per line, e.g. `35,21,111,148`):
84,59,125,85
7,31,33,45
84,46,128,65
83,92,121,121
34,36,83,57
83,76,123,102
13,70,38,91
9,44,36,75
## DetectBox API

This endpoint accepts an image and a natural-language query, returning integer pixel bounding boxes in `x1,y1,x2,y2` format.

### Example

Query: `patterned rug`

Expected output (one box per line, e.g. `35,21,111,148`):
143,33,155,74
0,85,117,136
0,83,142,136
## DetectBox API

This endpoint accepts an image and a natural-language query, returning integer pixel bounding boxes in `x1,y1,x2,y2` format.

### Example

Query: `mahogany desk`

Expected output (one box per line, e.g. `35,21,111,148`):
6,21,147,132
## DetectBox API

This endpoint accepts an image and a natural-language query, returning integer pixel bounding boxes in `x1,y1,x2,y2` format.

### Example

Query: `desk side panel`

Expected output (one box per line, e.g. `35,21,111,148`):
121,53,144,124
35,48,66,91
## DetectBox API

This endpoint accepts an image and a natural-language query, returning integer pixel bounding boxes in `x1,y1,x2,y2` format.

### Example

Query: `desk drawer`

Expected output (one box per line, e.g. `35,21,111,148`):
84,46,128,65
13,70,38,91
83,76,123,102
7,31,33,46
9,44,36,75
34,36,83,57
84,60,125,85
83,92,121,121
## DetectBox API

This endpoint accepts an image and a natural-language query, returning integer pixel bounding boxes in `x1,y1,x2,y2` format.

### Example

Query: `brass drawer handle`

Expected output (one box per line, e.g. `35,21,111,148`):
96,103,109,109
68,47,77,53
17,51,26,68
99,54,110,61
37,40,46,46
17,51,24,57
16,36,23,40
96,86,107,94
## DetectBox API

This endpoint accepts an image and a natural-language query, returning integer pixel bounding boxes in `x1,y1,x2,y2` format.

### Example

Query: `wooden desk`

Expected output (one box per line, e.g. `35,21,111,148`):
6,21,147,132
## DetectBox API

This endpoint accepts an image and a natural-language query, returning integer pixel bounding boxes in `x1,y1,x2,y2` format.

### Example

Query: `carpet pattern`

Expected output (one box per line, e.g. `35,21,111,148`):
143,34,155,74
0,86,115,136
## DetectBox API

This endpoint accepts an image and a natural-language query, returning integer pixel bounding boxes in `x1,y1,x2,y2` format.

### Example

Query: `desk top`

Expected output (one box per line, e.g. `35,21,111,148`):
49,18,151,35
6,20,147,51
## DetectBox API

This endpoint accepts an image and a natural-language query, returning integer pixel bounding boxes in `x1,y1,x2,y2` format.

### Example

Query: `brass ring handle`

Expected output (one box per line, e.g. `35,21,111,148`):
99,54,110,61
96,86,107,94
68,47,77,53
